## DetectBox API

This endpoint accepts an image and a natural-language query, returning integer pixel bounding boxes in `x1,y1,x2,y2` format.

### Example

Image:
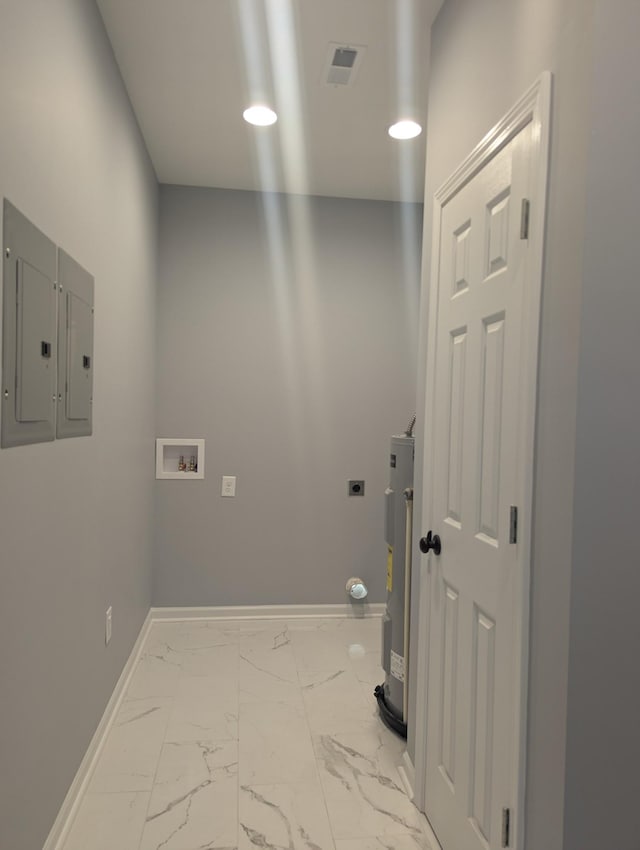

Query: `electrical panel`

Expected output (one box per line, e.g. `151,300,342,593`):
57,250,94,438
2,201,57,447
1,200,95,448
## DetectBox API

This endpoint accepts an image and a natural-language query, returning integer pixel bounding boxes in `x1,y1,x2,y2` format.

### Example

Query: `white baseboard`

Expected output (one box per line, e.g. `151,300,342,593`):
398,751,442,850
42,611,153,850
150,602,386,621
418,812,443,850
398,747,416,800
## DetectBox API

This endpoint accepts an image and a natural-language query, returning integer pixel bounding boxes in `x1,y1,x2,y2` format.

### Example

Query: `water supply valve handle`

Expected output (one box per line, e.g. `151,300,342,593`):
419,531,441,556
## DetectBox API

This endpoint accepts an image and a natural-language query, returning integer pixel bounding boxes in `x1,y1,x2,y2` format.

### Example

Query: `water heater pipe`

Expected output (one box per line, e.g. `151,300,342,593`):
346,577,368,600
405,414,417,437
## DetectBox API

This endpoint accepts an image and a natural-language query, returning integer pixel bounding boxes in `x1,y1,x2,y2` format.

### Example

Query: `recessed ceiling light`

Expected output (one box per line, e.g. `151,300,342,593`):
388,120,422,140
243,105,278,126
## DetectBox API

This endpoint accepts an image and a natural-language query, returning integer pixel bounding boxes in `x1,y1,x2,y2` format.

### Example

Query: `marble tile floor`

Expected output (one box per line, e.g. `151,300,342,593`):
63,617,438,850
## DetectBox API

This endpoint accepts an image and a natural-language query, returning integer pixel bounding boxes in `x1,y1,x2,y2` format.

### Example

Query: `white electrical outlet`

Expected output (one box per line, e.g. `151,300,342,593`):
221,475,236,497
105,606,112,645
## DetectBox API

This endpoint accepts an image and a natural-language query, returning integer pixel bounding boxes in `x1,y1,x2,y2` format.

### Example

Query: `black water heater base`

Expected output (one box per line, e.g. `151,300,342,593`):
374,684,407,739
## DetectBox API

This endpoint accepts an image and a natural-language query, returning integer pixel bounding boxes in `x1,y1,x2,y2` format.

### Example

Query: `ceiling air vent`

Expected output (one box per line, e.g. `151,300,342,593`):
324,42,366,86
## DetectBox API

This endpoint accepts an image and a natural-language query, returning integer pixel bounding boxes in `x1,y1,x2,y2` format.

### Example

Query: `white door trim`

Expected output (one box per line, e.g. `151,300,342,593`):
413,72,552,850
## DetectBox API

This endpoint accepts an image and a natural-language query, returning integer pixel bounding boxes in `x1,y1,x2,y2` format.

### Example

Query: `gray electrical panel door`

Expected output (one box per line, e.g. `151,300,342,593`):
57,250,94,438
2,200,57,447
67,293,93,420
16,260,57,421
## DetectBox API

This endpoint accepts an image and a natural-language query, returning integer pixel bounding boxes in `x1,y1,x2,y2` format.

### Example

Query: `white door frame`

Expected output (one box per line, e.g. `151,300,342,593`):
413,73,552,850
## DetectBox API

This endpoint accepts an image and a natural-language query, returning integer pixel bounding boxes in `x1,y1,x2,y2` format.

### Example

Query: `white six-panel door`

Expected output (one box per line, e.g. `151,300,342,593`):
416,75,551,850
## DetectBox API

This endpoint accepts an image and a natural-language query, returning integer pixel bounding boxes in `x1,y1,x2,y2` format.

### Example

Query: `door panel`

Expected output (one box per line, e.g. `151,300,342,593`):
446,329,467,525
470,606,496,842
486,190,510,277
478,314,505,543
440,582,460,787
453,222,471,295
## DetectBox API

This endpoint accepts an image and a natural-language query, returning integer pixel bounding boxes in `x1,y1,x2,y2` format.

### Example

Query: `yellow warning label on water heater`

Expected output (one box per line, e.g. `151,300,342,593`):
386,546,393,592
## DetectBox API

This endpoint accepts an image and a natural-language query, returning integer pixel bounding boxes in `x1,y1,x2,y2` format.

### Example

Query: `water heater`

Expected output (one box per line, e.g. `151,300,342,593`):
375,421,415,738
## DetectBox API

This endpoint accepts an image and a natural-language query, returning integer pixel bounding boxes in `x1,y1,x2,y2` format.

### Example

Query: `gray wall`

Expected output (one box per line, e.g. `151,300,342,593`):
563,3,640,848
409,1,595,848
155,186,421,606
0,3,158,849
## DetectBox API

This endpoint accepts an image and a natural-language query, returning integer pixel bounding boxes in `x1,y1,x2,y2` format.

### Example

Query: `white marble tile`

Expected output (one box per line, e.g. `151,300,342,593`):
238,621,290,651
239,782,335,850
90,697,171,793
139,625,185,666
131,621,239,697
286,617,381,642
342,639,382,663
139,740,238,850
286,617,367,635
75,617,430,850
285,618,340,631
314,724,425,839
344,642,374,662
239,641,303,706
63,791,150,850
149,620,240,649
331,617,383,646
239,700,318,785
334,836,436,850
290,628,353,672
359,682,384,715
179,641,239,678
351,655,386,717
127,648,183,699
126,668,183,701
165,677,238,743
348,644,384,685
300,668,370,735
178,622,240,648
238,618,289,635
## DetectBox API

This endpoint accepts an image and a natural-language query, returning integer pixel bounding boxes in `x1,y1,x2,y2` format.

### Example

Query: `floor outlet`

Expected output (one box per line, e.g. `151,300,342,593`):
221,475,236,497
105,606,112,645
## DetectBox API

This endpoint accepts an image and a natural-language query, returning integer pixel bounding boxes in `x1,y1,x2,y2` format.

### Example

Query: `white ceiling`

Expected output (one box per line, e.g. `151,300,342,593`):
96,0,443,202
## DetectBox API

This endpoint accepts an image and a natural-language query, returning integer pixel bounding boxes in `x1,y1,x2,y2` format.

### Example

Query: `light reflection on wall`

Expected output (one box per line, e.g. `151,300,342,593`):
234,0,424,518
393,0,424,359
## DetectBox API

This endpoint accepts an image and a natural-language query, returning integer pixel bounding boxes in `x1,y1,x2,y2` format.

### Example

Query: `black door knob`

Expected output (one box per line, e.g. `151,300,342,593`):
419,531,442,556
